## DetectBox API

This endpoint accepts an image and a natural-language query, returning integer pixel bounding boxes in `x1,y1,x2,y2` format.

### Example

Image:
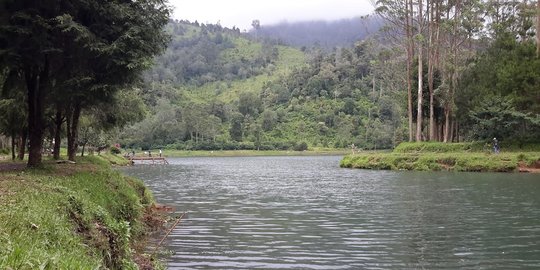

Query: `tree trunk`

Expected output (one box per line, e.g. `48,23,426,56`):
407,54,414,142
66,113,73,160
416,50,424,142
440,121,444,142
11,132,16,161
17,130,27,160
428,0,436,141
450,117,455,142
434,1,441,141
372,76,376,96
443,0,461,143
67,103,82,162
53,104,63,160
406,0,415,142
433,118,439,141
443,107,451,143
455,119,459,142
25,63,48,167
428,62,435,141
81,143,86,157
450,120,454,142
453,119,458,142
415,0,424,142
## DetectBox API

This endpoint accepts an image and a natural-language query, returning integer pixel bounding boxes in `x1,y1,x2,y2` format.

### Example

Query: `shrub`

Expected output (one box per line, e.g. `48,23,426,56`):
294,141,308,151
140,143,150,151
110,146,121,154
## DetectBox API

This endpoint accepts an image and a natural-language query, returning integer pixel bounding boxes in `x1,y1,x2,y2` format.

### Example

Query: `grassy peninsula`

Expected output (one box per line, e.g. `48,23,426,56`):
340,142,540,173
0,155,164,269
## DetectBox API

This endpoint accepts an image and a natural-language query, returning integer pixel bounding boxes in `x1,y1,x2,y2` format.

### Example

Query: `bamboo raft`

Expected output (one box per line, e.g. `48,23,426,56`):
128,156,169,165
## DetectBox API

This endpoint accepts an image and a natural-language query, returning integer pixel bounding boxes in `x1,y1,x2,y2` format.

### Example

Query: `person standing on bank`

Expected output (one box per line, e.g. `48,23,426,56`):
493,138,500,154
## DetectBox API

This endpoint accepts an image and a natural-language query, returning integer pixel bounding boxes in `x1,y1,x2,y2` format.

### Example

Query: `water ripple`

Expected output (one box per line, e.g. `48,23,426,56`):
123,156,540,269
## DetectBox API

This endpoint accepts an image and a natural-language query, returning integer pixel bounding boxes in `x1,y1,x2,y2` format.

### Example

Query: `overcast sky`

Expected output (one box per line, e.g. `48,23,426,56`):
168,0,375,31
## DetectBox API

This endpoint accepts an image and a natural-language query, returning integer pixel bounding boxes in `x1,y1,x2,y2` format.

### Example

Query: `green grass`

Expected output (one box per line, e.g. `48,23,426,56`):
95,153,132,166
0,155,159,269
221,38,262,62
179,38,306,104
395,141,540,153
341,143,540,173
273,45,307,73
393,142,480,153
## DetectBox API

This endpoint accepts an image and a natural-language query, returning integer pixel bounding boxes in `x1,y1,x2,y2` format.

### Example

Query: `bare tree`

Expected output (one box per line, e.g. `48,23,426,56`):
416,0,425,142
376,0,417,141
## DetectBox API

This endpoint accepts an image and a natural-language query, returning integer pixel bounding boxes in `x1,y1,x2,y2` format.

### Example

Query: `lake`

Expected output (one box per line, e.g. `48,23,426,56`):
123,156,540,269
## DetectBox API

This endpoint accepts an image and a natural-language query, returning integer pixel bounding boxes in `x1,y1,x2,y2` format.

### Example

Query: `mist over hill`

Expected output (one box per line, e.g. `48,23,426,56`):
251,15,383,50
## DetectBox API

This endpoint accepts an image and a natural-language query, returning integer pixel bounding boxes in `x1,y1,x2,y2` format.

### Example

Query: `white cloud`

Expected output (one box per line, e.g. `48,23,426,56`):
168,0,374,31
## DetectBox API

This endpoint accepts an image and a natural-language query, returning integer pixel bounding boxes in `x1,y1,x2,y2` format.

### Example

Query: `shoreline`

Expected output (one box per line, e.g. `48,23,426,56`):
0,154,167,269
340,151,540,173
150,149,351,158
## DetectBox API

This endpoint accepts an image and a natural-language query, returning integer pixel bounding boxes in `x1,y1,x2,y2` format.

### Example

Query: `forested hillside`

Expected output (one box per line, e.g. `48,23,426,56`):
120,1,540,152
120,3,540,152
3,0,538,159
120,20,403,150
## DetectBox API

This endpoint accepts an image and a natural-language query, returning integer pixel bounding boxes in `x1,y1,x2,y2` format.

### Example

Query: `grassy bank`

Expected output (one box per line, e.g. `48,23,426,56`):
341,142,540,172
0,154,163,269
159,148,351,157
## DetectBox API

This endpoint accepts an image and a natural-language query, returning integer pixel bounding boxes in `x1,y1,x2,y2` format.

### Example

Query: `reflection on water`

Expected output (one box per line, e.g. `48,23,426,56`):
123,156,540,269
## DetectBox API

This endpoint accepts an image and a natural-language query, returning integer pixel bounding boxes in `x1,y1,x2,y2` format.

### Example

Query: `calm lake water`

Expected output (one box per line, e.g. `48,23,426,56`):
123,156,540,269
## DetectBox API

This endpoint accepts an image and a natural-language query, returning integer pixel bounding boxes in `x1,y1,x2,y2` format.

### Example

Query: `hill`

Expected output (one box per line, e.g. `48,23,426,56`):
120,20,405,151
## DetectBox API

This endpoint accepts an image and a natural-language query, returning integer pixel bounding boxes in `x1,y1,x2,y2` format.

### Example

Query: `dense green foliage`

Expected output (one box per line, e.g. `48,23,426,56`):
120,13,539,152
1,1,538,159
121,21,405,151
458,32,540,143
0,156,158,269
374,0,539,144
0,0,170,166
146,21,279,87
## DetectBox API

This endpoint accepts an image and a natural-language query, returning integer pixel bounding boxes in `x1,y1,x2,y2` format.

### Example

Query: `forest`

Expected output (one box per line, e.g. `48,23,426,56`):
120,0,540,152
1,0,540,166
119,20,405,151
0,0,170,166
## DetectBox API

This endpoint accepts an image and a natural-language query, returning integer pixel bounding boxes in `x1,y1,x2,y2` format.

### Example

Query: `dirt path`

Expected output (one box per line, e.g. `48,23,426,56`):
518,161,540,173
0,162,26,172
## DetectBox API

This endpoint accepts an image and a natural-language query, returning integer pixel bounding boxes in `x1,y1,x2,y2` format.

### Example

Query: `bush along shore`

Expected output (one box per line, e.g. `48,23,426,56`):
340,142,540,173
0,154,166,269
